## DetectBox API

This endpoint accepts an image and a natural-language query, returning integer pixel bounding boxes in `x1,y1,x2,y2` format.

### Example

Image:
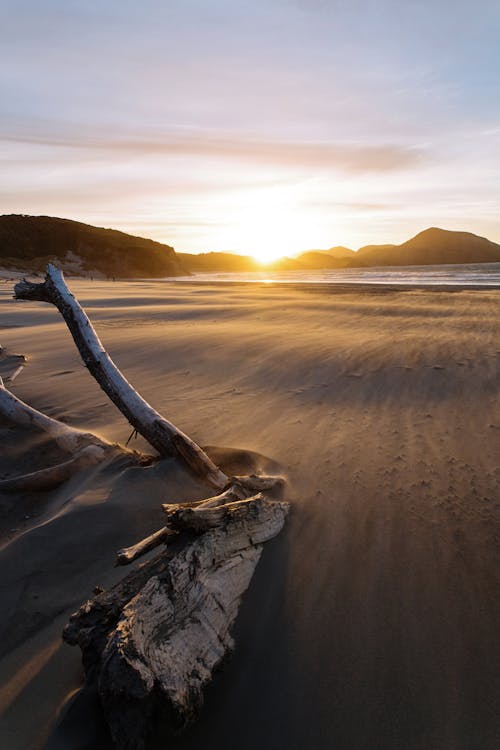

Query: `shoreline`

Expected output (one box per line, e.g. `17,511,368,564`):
170,278,500,292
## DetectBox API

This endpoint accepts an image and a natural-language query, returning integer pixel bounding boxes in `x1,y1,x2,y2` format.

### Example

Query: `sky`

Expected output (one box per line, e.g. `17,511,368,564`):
1,0,500,260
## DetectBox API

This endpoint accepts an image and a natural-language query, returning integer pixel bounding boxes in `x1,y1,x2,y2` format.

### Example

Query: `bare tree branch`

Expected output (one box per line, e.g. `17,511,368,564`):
14,265,228,489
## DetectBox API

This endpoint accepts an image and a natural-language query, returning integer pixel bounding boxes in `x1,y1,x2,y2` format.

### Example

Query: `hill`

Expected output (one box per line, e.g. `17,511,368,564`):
180,229,500,273
295,250,353,269
5,218,499,277
355,243,397,260
303,246,355,260
353,228,500,267
0,215,185,278
178,252,309,273
178,250,352,273
326,245,355,259
177,252,260,273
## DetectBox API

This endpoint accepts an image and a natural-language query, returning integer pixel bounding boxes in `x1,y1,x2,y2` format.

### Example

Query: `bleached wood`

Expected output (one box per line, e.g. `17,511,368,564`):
64,496,289,750
0,445,107,491
160,484,248,516
116,486,253,566
232,474,285,494
0,349,26,384
6,364,25,383
116,526,175,566
14,265,228,490
157,477,284,521
196,482,248,507
165,492,271,533
0,378,110,454
120,483,282,568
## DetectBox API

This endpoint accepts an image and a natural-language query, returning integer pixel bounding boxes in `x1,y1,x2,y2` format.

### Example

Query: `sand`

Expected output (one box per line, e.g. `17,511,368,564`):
1,278,499,750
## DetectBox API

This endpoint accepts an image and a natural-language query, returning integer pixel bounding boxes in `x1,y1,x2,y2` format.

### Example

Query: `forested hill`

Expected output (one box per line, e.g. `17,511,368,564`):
0,215,186,278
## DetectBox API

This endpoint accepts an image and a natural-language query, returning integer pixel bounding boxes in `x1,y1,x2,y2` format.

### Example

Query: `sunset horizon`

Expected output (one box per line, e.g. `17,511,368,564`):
5,211,500,267
2,1,500,259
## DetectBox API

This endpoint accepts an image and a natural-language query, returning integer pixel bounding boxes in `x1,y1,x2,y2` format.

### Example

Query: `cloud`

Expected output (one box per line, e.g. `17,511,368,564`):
0,118,426,174
303,199,396,212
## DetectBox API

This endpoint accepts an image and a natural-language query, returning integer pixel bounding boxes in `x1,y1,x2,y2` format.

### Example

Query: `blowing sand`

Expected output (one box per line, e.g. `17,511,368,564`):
1,279,499,750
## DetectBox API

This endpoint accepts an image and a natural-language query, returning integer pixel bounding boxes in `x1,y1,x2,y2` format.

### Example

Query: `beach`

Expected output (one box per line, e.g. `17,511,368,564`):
1,278,500,750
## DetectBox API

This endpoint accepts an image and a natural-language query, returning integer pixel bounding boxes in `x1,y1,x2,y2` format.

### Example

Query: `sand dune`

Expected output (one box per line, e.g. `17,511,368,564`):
1,280,499,750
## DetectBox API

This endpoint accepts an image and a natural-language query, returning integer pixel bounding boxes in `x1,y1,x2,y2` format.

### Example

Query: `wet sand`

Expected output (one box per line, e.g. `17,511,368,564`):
1,279,500,750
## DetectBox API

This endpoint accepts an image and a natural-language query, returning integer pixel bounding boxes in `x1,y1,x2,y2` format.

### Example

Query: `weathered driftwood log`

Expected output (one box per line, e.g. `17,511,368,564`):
14,265,228,490
0,444,110,492
64,494,289,750
0,376,109,454
10,268,282,495
114,476,285,566
0,376,118,490
165,492,270,532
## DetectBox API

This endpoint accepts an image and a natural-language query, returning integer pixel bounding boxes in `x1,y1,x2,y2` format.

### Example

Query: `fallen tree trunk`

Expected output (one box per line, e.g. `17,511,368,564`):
14,265,228,490
64,494,289,750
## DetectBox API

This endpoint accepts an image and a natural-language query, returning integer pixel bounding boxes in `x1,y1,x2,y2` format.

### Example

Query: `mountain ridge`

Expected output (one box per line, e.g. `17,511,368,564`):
0,214,186,278
352,227,500,267
2,216,500,275
179,227,500,272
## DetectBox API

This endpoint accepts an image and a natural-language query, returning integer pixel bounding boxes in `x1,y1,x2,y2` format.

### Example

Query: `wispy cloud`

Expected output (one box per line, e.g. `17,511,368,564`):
0,119,426,174
1,0,499,251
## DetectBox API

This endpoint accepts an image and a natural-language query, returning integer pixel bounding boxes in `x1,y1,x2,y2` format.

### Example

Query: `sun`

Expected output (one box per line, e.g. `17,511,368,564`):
249,244,289,265
229,189,314,264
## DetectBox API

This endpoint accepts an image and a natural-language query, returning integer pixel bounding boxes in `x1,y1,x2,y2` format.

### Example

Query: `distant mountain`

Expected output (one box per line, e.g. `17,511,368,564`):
268,256,305,271
355,243,397,260
180,229,500,274
327,245,355,259
0,215,185,278
178,228,500,274
178,250,346,273
5,218,499,278
178,251,310,272
293,251,349,269
352,228,500,267
304,246,355,260
177,251,260,273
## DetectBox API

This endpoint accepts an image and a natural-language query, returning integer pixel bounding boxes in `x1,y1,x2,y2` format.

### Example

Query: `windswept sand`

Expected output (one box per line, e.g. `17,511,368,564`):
1,279,500,750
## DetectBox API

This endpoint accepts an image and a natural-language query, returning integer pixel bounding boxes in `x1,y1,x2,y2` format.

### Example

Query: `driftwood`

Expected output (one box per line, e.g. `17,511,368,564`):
115,526,175,566
0,377,110,454
0,375,117,490
5,265,290,748
64,494,288,749
0,443,110,492
14,264,227,490
0,346,26,384
115,478,283,566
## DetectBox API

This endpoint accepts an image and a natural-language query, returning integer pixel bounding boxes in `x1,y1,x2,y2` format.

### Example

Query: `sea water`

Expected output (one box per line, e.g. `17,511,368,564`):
171,262,500,287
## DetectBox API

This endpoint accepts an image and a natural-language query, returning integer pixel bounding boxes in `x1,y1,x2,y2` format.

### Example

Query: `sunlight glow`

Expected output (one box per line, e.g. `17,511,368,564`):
221,187,320,263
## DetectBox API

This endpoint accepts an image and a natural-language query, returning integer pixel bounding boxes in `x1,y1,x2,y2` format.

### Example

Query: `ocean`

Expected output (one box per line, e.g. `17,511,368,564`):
171,262,500,287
